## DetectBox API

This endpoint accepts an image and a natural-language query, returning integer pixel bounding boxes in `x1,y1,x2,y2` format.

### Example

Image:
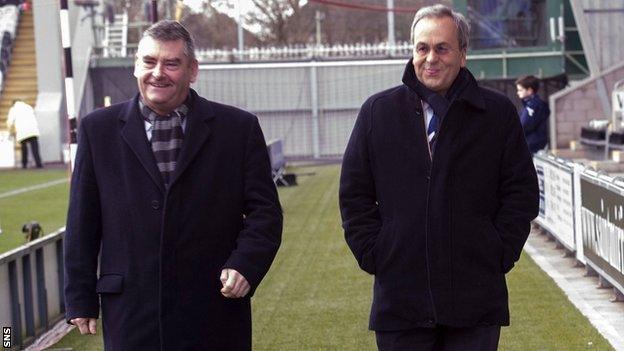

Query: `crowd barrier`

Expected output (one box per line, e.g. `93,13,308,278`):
533,154,579,256
534,152,624,298
0,229,65,349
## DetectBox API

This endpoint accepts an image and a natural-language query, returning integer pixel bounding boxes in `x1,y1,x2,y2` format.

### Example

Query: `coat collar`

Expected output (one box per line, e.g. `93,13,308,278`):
118,89,215,193
521,93,541,106
169,89,215,187
401,58,486,113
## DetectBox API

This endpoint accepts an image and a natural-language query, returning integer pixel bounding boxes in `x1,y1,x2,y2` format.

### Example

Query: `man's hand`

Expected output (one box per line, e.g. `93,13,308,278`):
220,268,250,298
70,317,97,335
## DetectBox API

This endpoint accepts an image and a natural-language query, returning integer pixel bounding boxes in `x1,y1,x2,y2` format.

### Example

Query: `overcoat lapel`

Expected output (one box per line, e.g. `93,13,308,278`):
396,89,427,157
403,90,425,141
119,96,166,193
169,91,215,187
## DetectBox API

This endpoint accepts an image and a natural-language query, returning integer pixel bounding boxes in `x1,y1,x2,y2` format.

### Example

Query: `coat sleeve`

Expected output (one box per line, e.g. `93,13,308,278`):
495,102,540,273
6,107,15,130
339,100,382,275
64,119,103,322
223,116,282,296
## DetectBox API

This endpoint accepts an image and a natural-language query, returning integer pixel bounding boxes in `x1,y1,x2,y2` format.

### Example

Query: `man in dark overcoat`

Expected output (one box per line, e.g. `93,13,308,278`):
339,4,539,350
64,20,282,350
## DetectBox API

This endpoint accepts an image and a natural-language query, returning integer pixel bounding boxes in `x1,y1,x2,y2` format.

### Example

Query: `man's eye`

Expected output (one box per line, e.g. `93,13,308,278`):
436,46,450,55
416,46,428,55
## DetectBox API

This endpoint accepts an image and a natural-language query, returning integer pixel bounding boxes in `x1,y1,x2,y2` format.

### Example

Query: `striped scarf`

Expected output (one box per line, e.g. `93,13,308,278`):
139,99,189,185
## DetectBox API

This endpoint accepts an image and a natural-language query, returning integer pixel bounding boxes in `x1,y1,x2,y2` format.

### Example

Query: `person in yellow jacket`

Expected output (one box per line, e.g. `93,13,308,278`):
7,99,43,168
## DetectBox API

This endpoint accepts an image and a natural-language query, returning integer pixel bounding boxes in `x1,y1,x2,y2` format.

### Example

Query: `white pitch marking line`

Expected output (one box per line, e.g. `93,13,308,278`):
0,178,69,199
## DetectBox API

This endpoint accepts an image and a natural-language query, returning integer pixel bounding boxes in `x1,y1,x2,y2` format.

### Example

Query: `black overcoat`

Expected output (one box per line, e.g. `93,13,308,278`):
64,90,282,350
339,62,539,331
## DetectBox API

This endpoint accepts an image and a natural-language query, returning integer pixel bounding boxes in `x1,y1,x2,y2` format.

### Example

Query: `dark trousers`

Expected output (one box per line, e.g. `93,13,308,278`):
20,136,43,168
376,325,501,351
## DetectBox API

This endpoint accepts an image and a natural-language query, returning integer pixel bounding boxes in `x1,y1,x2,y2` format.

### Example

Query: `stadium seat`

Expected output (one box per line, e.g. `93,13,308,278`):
0,42,10,73
1,31,10,48
0,56,7,76
0,3,20,99
267,139,294,186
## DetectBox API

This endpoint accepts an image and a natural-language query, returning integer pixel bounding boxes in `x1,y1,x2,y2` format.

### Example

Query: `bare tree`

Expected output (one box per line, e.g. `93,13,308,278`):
309,0,449,44
247,0,312,45
246,0,450,46
181,4,260,49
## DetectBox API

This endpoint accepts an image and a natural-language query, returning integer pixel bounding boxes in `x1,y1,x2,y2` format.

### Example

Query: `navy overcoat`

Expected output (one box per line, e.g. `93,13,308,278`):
339,62,539,331
64,89,282,350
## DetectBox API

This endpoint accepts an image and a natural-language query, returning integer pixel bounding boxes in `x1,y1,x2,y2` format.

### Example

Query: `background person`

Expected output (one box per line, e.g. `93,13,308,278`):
516,75,550,154
340,4,538,350
64,20,282,350
7,99,43,169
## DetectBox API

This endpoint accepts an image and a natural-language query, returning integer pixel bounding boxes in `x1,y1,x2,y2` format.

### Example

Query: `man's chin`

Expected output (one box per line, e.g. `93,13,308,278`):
144,94,170,105
423,82,441,92
142,97,171,112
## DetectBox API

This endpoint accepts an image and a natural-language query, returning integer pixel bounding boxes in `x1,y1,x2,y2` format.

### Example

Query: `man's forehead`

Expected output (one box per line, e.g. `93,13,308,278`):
414,39,454,46
414,17,456,35
137,37,185,56
413,17,459,44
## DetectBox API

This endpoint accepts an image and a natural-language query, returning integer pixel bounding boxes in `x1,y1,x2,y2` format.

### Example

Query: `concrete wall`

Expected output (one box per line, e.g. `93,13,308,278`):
87,60,567,158
31,0,97,163
32,0,65,163
550,61,624,148
89,60,406,158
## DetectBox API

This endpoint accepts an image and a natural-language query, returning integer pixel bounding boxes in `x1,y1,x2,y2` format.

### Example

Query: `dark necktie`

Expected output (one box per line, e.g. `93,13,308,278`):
427,109,439,153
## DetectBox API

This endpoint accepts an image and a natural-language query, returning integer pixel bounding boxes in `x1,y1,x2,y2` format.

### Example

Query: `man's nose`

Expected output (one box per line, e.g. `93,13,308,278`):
426,49,438,63
152,63,164,78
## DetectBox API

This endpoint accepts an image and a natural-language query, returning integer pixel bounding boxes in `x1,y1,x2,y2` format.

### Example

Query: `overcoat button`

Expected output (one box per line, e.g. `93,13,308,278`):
151,200,160,210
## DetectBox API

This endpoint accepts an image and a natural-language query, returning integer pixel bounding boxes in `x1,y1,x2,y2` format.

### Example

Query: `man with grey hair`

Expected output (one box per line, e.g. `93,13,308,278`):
340,4,538,350
64,20,282,350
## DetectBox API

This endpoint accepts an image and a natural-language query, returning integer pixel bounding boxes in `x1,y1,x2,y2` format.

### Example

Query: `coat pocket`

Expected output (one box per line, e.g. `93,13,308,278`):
481,219,504,274
96,274,124,294
373,218,394,272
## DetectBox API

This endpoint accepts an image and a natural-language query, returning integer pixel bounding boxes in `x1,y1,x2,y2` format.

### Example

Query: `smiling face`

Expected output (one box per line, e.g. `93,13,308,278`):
134,36,198,115
412,16,466,96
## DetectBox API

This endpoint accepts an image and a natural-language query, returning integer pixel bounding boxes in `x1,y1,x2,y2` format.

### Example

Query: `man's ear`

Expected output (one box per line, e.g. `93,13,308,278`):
190,59,199,83
460,49,467,67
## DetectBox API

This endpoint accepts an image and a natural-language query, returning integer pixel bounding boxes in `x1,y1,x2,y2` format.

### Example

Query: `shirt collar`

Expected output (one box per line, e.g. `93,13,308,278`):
422,101,431,112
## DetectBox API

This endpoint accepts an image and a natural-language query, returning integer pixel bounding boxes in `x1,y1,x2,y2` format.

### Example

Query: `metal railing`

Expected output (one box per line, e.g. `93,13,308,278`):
0,229,65,349
88,17,414,62
533,151,624,300
579,169,624,295
533,153,578,253
92,39,415,62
